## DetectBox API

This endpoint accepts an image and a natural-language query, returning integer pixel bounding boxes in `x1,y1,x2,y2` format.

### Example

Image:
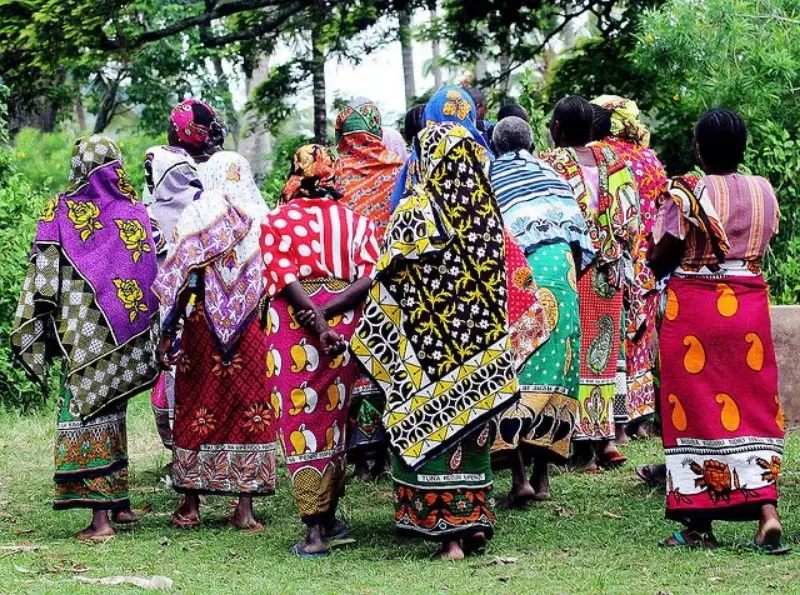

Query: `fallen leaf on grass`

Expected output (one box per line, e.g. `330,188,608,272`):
140,502,153,514
0,545,46,558
74,575,173,590
554,505,574,518
159,537,171,547
13,529,35,535
708,577,723,583
0,511,17,523
14,565,41,575
71,564,90,574
472,556,518,568
603,511,624,520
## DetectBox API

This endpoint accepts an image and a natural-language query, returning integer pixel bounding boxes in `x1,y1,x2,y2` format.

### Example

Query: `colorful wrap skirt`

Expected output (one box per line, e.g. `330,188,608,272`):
624,291,658,421
491,243,580,461
172,303,278,496
54,377,129,511
393,424,496,541
266,279,360,523
347,375,389,457
151,371,175,450
573,266,623,441
661,272,782,522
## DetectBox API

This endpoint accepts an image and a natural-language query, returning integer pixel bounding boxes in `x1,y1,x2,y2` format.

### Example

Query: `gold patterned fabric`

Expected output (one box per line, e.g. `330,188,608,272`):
352,123,518,470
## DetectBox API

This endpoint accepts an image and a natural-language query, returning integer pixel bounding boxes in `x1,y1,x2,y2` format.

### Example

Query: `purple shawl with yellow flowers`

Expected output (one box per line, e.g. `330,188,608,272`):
11,135,160,419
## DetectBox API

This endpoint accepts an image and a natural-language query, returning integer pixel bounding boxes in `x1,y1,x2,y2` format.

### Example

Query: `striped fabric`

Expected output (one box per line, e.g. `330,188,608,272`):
260,196,380,298
490,150,594,270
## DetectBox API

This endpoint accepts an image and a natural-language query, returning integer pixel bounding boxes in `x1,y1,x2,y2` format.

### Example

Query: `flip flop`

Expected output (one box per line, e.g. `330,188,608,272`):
599,454,628,469
659,530,717,549
77,531,116,542
294,542,328,559
326,519,350,541
746,540,792,555
227,517,264,532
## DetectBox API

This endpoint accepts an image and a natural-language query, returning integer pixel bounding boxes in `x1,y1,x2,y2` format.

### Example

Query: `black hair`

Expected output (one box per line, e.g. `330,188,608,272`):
552,95,593,147
694,108,748,173
497,104,529,123
403,103,426,144
590,104,612,141
464,86,486,107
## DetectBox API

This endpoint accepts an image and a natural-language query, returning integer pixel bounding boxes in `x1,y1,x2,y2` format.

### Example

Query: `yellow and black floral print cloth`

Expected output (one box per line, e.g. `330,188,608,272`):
352,123,518,470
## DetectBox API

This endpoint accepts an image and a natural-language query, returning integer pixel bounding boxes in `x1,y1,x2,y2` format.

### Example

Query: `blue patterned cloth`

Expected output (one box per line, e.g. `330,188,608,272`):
390,85,494,212
490,150,595,270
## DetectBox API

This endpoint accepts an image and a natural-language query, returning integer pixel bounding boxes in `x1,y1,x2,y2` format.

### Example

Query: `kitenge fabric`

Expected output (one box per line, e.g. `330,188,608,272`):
390,85,493,212
382,126,409,161
267,279,361,521
169,99,226,153
491,243,581,461
604,137,667,420
336,98,404,241
172,302,278,495
591,95,651,147
352,123,518,470
491,149,594,270
11,135,160,420
661,272,782,521
282,144,338,203
393,424,496,541
54,369,130,510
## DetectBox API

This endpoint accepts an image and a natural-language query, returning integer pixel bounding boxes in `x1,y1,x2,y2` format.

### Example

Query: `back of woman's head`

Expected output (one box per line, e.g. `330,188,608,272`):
694,108,748,173
497,104,529,123
551,96,593,147
493,117,533,154
404,104,426,144
590,104,612,141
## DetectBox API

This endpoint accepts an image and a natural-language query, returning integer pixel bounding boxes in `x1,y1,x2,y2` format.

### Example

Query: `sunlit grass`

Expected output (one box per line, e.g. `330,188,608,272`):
0,398,798,594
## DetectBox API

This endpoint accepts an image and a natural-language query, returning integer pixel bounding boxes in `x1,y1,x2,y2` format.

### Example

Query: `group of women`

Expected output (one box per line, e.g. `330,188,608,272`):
11,84,787,558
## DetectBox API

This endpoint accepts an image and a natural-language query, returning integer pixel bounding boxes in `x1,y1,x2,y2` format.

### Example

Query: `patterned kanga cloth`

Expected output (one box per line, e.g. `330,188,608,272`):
352,123,518,470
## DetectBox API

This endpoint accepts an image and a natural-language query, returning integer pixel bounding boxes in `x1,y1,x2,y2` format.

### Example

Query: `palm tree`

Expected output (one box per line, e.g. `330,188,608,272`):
398,7,416,108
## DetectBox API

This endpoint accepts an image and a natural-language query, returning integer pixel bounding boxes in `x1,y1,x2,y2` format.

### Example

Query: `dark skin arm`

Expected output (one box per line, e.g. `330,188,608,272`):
296,277,373,325
283,281,346,356
646,233,685,281
157,282,195,370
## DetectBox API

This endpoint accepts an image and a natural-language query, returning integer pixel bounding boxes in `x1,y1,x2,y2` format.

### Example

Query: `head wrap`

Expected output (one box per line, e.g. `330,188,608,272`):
11,135,159,418
335,97,382,141
591,95,651,147
281,144,338,203
335,98,404,240
389,85,494,212
146,146,202,252
381,126,408,161
169,99,227,153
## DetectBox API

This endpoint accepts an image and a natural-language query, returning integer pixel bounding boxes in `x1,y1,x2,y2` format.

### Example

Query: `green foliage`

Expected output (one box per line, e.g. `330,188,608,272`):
0,170,49,410
12,128,165,193
634,0,800,303
261,133,314,208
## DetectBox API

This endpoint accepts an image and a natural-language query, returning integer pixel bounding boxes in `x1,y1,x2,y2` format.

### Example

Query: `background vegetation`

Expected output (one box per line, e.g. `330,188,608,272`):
0,0,798,412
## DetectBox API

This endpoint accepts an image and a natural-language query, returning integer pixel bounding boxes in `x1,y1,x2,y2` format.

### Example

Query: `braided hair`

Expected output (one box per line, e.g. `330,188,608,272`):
403,103,426,144
551,95,593,148
590,104,612,141
694,108,748,173
497,104,529,123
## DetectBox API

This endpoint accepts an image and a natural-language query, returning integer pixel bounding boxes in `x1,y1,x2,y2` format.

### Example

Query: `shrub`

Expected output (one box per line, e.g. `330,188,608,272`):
261,133,314,208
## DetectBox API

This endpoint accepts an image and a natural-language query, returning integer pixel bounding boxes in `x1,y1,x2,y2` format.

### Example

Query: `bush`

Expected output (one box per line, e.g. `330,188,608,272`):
0,171,51,410
261,133,313,208
12,128,166,194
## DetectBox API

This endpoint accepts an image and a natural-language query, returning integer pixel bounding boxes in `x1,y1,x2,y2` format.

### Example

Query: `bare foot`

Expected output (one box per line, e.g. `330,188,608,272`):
432,540,465,561
112,508,140,524
77,513,116,542
463,532,487,555
172,493,201,528
614,423,630,445
530,459,551,501
229,497,263,531
506,483,536,508
297,524,328,556
756,508,783,548
351,459,372,482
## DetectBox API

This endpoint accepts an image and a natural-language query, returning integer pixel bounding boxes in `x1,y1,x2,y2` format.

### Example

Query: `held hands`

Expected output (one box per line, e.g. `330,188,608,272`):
296,307,346,356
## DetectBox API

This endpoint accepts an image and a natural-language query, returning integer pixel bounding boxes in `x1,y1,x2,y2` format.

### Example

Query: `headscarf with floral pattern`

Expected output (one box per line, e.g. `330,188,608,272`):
591,95,651,147
169,99,228,154
11,135,160,419
281,144,339,203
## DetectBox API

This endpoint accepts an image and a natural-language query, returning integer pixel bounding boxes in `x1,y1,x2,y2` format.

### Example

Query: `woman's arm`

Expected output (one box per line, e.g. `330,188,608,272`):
282,281,346,356
646,233,684,280
157,273,200,369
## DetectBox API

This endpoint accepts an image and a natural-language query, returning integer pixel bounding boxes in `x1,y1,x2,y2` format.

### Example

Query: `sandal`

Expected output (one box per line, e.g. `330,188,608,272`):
746,540,791,555
599,453,628,469
635,464,667,487
171,512,201,529
294,542,328,559
326,519,350,541
659,530,718,549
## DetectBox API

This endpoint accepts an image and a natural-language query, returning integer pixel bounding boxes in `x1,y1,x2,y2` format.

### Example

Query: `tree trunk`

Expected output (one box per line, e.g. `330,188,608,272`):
75,93,87,132
93,75,121,133
311,21,327,144
238,53,272,180
428,0,442,90
211,56,240,147
398,8,416,108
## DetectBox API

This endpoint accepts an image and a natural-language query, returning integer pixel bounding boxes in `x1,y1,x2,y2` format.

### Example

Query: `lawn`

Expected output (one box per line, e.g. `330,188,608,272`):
0,398,798,594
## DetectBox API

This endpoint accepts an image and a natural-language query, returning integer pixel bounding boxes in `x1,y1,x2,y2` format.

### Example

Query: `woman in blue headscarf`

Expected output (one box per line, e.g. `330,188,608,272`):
390,85,493,211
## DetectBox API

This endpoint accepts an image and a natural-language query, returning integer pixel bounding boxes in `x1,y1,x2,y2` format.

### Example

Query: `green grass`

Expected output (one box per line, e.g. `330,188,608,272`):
0,399,799,594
